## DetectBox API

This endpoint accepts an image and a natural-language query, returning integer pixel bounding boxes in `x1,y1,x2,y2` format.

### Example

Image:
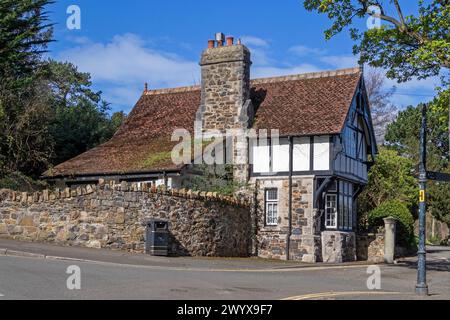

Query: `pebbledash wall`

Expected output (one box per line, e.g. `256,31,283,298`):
0,182,251,257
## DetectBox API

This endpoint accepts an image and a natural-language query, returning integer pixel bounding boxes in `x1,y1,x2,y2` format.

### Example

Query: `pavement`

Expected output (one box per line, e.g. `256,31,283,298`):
0,239,449,300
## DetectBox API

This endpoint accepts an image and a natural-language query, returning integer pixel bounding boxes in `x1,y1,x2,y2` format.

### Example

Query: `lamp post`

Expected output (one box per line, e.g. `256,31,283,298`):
415,103,429,296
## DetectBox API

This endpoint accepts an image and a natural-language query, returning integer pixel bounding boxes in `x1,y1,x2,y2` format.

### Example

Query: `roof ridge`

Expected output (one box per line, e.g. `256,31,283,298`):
144,85,201,95
250,67,361,85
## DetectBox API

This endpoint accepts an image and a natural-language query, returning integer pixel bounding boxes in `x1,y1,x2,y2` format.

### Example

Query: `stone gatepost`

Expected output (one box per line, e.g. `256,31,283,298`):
383,217,397,264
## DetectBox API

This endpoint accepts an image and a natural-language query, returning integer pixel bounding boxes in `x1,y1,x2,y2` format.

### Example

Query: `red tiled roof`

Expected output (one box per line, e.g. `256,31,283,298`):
45,68,361,177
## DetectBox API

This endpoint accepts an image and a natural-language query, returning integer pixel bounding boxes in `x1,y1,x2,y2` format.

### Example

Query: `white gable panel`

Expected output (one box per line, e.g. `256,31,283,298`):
293,137,310,171
252,145,270,173
313,136,330,171
272,142,290,172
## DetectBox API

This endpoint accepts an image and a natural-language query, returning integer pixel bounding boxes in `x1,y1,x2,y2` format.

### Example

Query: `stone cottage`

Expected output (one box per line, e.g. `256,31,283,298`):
43,33,378,263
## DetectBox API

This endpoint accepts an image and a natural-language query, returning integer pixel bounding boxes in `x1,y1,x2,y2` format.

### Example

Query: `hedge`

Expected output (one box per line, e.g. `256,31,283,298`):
368,199,415,248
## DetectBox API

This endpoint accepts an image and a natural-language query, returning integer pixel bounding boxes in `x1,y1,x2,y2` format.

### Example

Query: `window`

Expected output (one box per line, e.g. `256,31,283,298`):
325,194,337,228
265,189,278,226
344,127,357,158
338,181,354,230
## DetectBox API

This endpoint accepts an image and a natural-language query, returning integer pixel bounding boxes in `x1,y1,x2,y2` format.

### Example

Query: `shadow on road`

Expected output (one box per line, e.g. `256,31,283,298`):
398,246,450,272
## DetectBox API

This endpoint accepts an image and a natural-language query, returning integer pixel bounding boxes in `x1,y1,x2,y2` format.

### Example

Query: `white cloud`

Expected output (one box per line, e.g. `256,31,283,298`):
289,45,327,56
383,76,439,108
238,36,272,66
240,35,269,47
55,33,200,111
320,54,359,69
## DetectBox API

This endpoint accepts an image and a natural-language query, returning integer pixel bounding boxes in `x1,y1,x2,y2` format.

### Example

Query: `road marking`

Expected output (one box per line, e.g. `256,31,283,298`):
42,259,374,273
2,252,383,273
282,291,406,300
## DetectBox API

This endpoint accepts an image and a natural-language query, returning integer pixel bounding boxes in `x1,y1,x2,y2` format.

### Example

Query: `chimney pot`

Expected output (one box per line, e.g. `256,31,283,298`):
215,32,225,47
226,36,234,46
207,40,215,49
144,82,148,92
237,38,242,45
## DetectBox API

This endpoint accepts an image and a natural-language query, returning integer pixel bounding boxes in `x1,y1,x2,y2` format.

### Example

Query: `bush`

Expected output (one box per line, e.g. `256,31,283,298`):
368,199,415,248
0,171,48,192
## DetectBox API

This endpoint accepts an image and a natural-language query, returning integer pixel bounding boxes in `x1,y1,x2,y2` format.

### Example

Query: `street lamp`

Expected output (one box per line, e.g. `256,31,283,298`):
415,103,428,296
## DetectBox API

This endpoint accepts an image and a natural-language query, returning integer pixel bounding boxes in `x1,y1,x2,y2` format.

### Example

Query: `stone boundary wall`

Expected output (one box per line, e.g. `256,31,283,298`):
356,233,385,263
321,231,356,263
0,181,251,257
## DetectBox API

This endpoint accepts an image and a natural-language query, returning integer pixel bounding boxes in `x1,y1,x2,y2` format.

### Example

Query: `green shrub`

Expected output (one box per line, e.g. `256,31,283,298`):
368,199,415,248
0,171,48,192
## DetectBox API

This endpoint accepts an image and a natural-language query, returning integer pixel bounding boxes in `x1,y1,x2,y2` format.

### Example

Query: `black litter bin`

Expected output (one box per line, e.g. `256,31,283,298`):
145,219,169,256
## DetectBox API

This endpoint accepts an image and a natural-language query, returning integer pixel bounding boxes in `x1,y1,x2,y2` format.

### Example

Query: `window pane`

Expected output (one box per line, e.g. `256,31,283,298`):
325,194,337,228
266,189,277,200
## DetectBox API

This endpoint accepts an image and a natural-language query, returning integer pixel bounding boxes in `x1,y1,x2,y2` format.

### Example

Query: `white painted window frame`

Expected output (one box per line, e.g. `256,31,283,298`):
265,189,278,226
325,194,337,229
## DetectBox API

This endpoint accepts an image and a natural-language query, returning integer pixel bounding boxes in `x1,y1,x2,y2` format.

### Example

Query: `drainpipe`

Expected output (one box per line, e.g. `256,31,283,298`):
163,171,168,187
286,136,293,260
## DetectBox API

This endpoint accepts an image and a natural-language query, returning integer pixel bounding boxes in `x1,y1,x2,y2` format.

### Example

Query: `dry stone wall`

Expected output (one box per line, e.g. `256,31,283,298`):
0,182,251,257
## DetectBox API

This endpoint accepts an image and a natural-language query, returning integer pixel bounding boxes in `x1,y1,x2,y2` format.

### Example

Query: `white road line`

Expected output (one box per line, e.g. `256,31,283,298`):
3,251,378,273
282,291,406,300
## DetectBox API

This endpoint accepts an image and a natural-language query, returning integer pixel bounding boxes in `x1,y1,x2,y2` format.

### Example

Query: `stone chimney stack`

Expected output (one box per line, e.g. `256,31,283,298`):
199,33,252,133
196,33,253,185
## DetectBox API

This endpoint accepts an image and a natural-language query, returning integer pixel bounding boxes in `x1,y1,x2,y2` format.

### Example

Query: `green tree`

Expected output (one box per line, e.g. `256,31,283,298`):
0,0,53,90
0,1,125,188
46,60,126,166
385,90,449,226
303,0,450,84
0,0,53,176
358,147,418,222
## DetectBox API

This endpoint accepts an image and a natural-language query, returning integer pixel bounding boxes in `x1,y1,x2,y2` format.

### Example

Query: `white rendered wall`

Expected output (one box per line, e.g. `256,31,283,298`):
293,137,310,171
313,136,330,171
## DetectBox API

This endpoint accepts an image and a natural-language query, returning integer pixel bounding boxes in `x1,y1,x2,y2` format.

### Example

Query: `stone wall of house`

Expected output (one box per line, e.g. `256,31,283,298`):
356,233,385,263
252,176,321,262
0,182,251,257
321,231,357,263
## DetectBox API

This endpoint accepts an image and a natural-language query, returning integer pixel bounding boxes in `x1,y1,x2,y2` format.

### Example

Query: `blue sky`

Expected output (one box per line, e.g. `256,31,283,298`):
47,0,441,114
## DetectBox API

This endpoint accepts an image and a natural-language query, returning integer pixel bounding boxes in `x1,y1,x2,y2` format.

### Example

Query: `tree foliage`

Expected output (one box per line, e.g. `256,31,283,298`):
0,0,53,91
0,1,125,185
47,61,125,166
303,0,450,84
0,0,54,176
385,89,449,225
358,147,418,219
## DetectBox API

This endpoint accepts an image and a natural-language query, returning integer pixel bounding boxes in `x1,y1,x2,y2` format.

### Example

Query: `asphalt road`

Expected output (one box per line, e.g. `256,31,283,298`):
0,245,449,300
